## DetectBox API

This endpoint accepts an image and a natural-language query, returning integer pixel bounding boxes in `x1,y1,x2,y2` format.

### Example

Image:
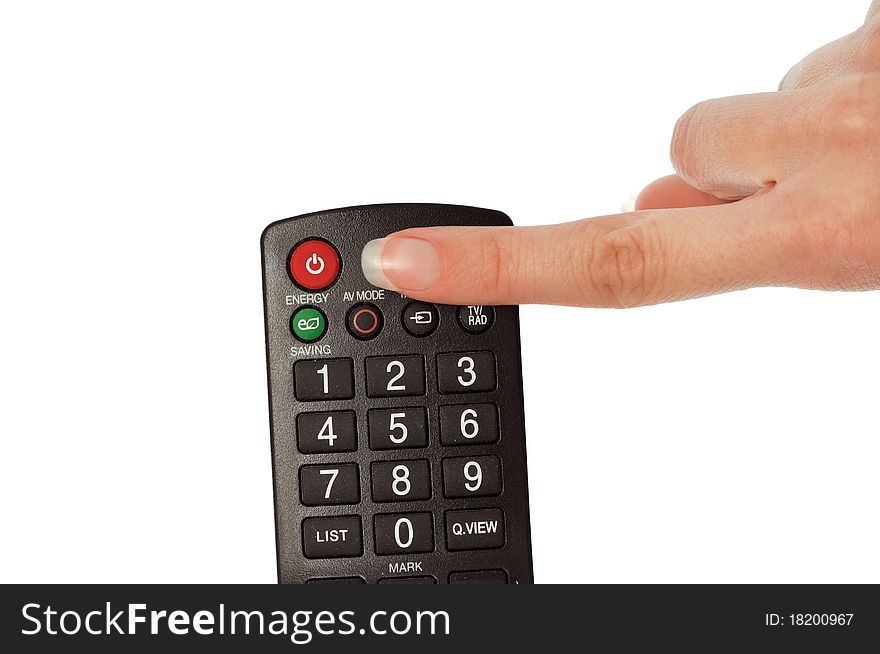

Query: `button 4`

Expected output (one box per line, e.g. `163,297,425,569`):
289,239,341,291
296,410,357,453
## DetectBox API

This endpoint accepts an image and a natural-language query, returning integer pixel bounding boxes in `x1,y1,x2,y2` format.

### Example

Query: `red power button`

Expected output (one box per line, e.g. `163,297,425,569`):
289,239,341,290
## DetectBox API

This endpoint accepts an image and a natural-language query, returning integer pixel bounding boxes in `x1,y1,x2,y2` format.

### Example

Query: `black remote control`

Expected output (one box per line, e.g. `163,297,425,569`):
261,204,533,584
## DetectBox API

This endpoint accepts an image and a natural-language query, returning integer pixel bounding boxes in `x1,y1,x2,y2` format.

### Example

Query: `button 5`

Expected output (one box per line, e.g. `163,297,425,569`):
289,239,341,291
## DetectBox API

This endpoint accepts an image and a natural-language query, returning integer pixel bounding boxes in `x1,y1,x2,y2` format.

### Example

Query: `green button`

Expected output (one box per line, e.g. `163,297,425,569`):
291,306,327,342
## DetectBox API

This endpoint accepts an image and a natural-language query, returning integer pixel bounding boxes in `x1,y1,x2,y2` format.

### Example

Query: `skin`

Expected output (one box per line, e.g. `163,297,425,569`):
368,2,880,307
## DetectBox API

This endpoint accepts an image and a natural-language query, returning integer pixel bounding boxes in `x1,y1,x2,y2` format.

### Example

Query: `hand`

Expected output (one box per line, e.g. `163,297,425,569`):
361,3,880,307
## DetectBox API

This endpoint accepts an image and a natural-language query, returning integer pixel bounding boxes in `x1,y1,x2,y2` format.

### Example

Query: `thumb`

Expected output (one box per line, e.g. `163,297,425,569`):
360,195,787,308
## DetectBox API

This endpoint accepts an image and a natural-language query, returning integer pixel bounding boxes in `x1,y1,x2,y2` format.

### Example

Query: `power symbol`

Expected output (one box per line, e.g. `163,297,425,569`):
305,253,325,275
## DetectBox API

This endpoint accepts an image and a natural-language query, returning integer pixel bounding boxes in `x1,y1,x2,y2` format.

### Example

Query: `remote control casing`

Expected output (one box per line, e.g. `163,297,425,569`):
261,204,533,583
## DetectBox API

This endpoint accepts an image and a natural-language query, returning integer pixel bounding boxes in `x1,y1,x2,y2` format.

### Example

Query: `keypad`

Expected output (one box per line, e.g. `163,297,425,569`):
365,355,426,397
288,243,511,576
437,351,496,393
371,459,431,502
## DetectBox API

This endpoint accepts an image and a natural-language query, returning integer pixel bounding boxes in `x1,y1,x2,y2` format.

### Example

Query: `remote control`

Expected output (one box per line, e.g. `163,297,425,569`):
261,204,533,584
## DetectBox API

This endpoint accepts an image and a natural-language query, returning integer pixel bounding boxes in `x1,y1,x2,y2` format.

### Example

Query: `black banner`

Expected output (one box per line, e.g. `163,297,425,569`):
1,585,877,651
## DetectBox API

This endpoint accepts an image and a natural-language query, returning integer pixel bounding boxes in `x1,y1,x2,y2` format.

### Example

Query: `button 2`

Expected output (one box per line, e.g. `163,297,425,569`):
289,239,341,291
365,355,426,398
437,351,496,393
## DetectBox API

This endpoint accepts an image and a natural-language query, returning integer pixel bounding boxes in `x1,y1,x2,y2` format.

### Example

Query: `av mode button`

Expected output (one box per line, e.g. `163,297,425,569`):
445,508,504,551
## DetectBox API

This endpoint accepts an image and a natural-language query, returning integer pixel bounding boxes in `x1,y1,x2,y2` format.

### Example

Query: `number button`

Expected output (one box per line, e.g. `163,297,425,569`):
439,403,499,445
299,463,360,506
365,355,425,397
442,456,502,498
294,358,354,401
373,513,434,555
302,515,363,559
296,411,357,453
368,407,428,450
437,351,496,393
371,459,431,502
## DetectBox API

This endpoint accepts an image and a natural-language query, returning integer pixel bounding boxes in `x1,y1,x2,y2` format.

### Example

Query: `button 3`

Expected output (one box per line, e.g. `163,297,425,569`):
289,238,341,291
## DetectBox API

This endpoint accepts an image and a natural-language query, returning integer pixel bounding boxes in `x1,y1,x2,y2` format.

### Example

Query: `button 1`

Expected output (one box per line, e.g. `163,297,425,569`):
374,512,434,555
445,508,504,551
365,355,426,397
442,455,502,498
299,463,360,506
289,239,341,291
439,403,499,445
346,303,383,340
457,305,494,334
402,301,439,337
371,459,431,502
290,306,327,342
437,351,496,393
294,358,355,401
296,410,357,454
302,515,363,559
449,570,507,584
368,407,428,450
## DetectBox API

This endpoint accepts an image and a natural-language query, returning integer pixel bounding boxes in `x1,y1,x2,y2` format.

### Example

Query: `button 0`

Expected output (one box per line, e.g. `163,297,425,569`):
302,515,363,559
346,303,383,340
402,301,439,337
374,512,434,555
289,239,341,291
458,305,494,334
445,509,504,551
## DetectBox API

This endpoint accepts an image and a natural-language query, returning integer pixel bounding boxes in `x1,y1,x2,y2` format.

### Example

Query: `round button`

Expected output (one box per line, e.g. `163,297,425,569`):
346,303,383,340
457,305,494,334
289,239,341,291
402,301,439,337
290,306,327,342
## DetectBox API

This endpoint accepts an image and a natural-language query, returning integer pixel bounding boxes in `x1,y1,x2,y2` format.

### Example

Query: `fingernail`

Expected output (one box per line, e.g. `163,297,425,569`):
361,236,442,291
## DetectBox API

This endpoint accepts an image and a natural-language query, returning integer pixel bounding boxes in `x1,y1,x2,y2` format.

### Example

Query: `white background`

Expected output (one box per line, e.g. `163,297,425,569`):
1,1,877,583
